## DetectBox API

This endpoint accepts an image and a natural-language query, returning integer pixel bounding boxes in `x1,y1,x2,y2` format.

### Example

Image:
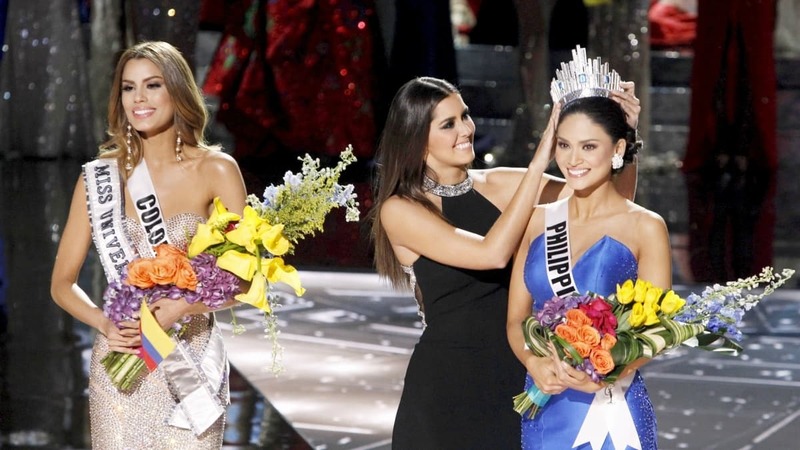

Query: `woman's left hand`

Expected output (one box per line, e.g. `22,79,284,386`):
551,353,604,394
609,81,641,130
150,298,192,330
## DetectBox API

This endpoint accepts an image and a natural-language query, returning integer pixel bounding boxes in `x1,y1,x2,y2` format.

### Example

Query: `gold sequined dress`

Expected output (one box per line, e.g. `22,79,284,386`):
88,213,228,449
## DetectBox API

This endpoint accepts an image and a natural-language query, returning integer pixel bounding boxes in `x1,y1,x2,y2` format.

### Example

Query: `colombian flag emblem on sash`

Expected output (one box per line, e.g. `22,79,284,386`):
138,300,176,371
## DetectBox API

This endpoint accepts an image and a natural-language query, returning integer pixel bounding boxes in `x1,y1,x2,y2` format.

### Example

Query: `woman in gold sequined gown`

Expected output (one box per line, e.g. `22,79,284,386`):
50,42,247,449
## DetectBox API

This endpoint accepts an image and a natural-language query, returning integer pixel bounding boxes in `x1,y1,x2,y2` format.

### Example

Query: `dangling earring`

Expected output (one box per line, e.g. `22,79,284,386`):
611,153,624,170
125,124,133,170
175,130,183,162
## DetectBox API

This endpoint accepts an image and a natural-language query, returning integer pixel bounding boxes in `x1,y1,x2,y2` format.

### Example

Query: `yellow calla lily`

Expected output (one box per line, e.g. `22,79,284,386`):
259,223,290,256
208,197,241,230
217,249,259,281
262,257,305,296
235,272,271,313
225,206,266,254
187,223,225,257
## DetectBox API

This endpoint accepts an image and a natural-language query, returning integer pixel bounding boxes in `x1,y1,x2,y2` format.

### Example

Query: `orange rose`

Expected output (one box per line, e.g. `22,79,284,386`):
174,258,198,290
555,324,579,344
565,309,592,328
590,348,615,375
155,243,186,259
577,325,601,347
149,256,180,285
127,259,156,288
600,333,618,351
571,341,592,358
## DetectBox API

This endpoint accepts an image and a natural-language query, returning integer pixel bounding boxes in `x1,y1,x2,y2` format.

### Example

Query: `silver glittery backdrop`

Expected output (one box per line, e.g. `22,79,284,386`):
587,0,651,144
0,1,95,159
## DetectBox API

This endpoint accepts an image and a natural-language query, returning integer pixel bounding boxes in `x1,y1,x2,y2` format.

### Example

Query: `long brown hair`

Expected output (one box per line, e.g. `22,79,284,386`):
98,41,218,175
369,77,460,289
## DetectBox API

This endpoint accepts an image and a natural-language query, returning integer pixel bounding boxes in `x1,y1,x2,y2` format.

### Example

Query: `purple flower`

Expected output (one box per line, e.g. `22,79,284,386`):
103,253,241,325
536,293,585,329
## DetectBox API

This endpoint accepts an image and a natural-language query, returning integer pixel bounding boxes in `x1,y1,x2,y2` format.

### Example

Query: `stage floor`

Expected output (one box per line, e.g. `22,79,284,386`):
225,270,800,450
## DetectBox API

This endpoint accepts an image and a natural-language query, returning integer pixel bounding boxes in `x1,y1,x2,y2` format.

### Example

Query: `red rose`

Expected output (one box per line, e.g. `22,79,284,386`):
579,299,618,337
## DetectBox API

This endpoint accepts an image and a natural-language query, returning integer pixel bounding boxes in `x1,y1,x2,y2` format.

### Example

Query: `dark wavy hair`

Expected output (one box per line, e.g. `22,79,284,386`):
558,96,640,174
369,77,460,288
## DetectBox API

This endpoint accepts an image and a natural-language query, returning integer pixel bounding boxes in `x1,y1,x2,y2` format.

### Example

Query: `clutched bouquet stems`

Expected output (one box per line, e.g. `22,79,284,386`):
188,145,361,374
514,266,795,419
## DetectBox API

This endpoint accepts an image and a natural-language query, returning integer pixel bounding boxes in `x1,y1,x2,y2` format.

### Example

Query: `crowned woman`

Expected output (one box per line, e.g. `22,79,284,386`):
507,47,671,450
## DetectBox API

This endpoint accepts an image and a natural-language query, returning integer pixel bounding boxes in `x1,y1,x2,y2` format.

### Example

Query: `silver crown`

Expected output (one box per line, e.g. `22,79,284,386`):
550,46,622,105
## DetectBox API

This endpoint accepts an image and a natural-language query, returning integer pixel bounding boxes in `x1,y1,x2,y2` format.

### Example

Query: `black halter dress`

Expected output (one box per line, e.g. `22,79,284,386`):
392,187,524,449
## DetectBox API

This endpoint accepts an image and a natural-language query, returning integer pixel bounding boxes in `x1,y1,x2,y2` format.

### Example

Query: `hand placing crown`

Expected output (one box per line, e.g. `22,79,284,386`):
550,46,623,105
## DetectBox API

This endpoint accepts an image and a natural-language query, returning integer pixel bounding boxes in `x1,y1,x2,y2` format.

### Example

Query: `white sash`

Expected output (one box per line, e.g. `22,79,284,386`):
572,374,642,450
83,159,138,282
127,158,169,251
543,197,641,450
125,159,229,435
543,197,578,297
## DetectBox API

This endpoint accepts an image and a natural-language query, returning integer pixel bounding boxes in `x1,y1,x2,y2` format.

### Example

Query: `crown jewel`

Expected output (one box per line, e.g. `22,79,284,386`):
550,46,622,105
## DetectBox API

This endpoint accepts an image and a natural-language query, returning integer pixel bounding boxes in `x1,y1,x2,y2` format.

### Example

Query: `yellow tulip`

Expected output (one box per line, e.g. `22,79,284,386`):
644,286,663,307
629,303,646,328
633,279,651,303
187,223,225,257
259,223,290,256
615,279,635,304
262,257,305,296
235,272,271,313
217,250,258,281
207,197,241,230
644,302,660,326
659,290,686,316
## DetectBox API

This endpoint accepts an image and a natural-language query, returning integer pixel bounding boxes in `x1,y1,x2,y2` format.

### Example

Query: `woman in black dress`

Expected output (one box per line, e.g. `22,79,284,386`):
370,77,640,449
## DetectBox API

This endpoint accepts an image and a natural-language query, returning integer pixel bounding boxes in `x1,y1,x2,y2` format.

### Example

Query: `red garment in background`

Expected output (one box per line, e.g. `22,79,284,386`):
648,1,697,49
201,0,380,160
683,0,776,172
682,0,777,283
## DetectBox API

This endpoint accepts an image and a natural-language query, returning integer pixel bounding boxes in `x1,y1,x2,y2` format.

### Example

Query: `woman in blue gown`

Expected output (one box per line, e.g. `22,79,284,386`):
507,93,672,450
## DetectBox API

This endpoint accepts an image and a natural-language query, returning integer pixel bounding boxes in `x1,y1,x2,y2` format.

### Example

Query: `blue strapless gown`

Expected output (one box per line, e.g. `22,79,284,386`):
521,235,658,450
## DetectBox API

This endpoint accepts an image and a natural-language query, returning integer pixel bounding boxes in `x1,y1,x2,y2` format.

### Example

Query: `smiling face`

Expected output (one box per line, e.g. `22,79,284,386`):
424,93,476,180
121,58,175,138
555,112,626,192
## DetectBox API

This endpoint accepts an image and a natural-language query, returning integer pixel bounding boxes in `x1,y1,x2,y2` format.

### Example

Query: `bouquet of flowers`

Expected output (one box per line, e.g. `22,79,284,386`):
102,146,360,388
513,266,795,418
101,244,240,390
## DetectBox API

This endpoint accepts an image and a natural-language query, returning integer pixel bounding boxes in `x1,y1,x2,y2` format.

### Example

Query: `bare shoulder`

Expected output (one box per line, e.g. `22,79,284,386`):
197,149,242,177
471,167,526,185
380,195,425,220
625,201,668,234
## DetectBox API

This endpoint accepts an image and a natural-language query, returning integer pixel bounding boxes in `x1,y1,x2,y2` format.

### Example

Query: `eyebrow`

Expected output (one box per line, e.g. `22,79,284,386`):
435,107,470,127
556,136,603,144
121,75,164,84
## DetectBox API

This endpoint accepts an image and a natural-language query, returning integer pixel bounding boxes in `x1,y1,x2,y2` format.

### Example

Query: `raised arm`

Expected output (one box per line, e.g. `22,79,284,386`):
382,105,560,270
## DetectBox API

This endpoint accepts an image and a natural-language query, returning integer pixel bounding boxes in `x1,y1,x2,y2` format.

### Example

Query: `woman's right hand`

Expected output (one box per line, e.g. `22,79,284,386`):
525,353,567,395
530,102,562,172
100,317,141,354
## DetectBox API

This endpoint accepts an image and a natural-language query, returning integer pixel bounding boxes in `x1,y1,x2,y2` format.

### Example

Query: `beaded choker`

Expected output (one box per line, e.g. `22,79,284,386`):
423,175,474,197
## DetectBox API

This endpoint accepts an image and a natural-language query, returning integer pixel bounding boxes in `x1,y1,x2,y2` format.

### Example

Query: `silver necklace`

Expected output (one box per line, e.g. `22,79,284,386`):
423,175,473,197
